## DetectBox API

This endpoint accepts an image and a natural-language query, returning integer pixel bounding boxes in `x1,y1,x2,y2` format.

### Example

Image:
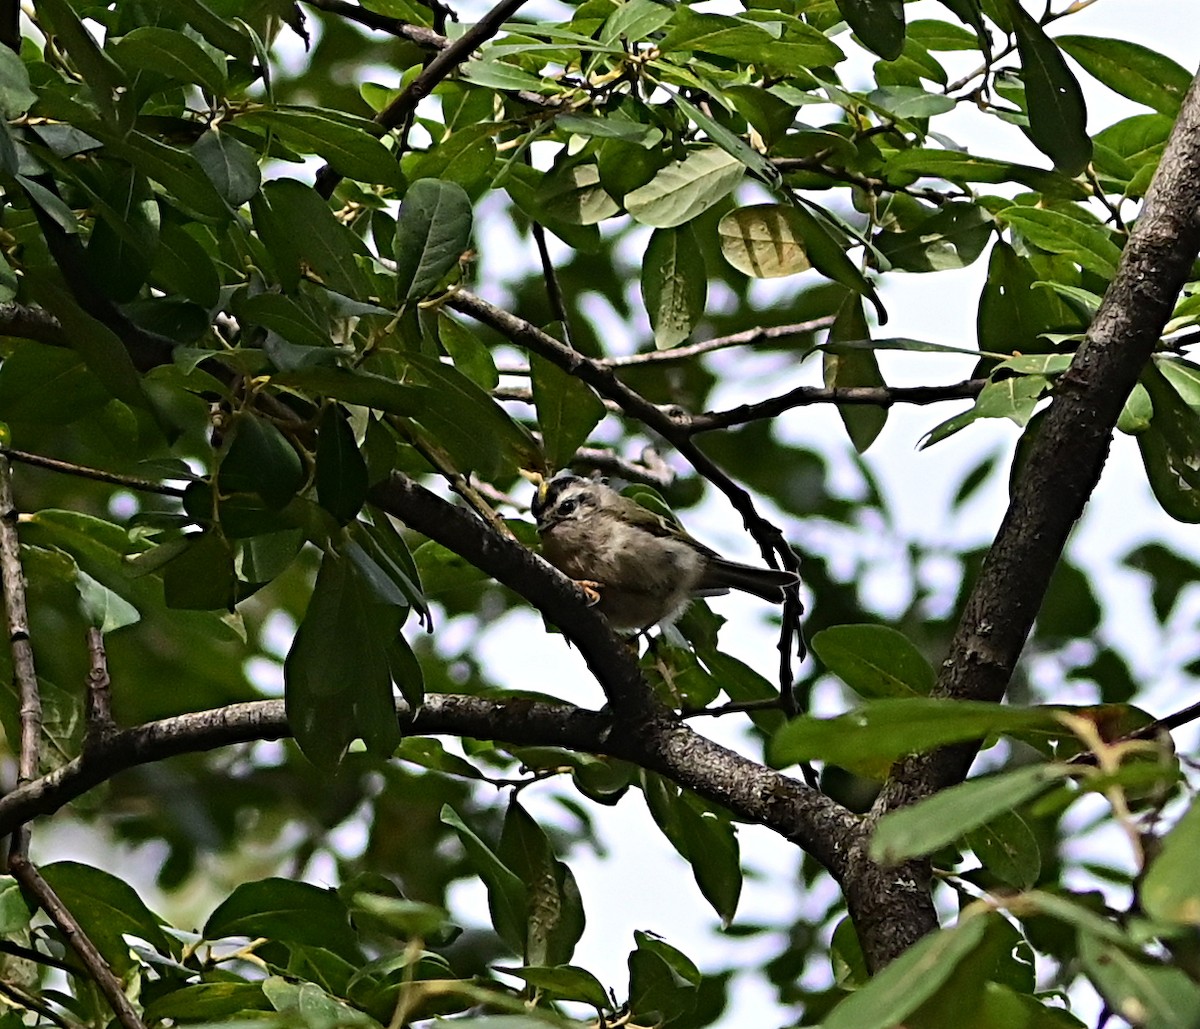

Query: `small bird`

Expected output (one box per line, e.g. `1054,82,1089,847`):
531,473,800,631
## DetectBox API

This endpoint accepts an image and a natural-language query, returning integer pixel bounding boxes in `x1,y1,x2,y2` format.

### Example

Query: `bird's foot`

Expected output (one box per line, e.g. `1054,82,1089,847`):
574,579,603,607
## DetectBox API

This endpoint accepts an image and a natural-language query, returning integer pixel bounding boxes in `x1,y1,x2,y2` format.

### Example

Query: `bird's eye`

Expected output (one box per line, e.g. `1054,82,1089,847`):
558,498,578,516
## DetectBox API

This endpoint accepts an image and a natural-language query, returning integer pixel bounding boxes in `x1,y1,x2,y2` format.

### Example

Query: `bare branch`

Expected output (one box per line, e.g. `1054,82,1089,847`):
301,0,450,48
0,447,188,497
598,317,836,368
0,456,40,862
0,977,78,1029
8,856,147,1029
689,379,987,433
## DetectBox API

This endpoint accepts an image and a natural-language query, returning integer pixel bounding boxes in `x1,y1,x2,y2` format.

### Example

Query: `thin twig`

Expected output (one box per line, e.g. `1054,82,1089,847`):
9,856,147,1029
84,628,115,741
445,290,807,693
688,380,987,432
0,976,78,1029
531,220,573,345
301,0,450,48
598,317,838,368
0,447,187,497
315,0,534,198
0,456,40,862
0,937,77,974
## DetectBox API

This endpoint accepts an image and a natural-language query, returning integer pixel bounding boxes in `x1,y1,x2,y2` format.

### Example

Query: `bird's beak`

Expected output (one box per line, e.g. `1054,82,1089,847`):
533,477,552,531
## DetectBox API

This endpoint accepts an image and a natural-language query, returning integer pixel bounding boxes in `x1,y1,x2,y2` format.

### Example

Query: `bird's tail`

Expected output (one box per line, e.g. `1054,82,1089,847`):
700,559,800,602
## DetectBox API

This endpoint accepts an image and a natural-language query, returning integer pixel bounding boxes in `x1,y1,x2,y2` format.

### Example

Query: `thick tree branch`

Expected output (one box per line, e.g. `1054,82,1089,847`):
0,692,859,883
856,69,1200,970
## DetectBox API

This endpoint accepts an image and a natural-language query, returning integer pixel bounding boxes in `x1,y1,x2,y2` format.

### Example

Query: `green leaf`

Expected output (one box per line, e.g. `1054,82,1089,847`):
204,878,360,959
811,624,935,699
218,411,304,510
600,0,674,45
1138,363,1200,521
822,912,991,1029
252,178,371,296
1058,36,1192,117
539,164,620,225
793,202,885,318
885,149,1085,198
627,931,701,1026
0,45,35,118
153,218,222,308
875,202,993,272
768,698,1064,768
1009,2,1091,175
22,268,151,410
0,345,112,425
175,0,256,64
36,0,128,123
499,801,585,967
75,569,140,633
112,26,227,95
237,108,398,185
717,205,811,280
316,405,368,525
625,147,744,229
41,862,172,974
824,294,887,452
91,129,230,220
665,89,779,186
440,805,528,956
398,350,540,478
495,966,610,1010
870,763,1066,863
964,809,1042,890
1079,932,1200,1029
394,179,474,301
974,375,1051,426
642,773,742,926
0,877,33,934
284,549,404,767
192,129,261,207
162,531,237,610
642,225,707,349
1000,207,1121,278
530,351,605,473
1141,798,1200,924
865,85,954,119
836,0,905,59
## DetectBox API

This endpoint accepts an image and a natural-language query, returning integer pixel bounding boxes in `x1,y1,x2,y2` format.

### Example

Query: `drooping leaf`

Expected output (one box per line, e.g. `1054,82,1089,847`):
642,224,708,349
394,179,474,301
1008,1,1092,175
824,294,887,452
835,0,906,60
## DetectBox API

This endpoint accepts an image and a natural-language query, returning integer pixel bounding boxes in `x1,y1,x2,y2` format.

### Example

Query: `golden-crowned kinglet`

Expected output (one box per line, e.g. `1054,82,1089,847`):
531,473,800,630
